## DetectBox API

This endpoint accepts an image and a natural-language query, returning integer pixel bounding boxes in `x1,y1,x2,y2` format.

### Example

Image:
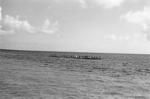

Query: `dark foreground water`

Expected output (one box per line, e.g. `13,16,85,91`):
1,49,150,99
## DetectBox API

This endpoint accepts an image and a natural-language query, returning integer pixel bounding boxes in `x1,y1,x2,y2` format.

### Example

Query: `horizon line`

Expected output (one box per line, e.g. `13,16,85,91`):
0,48,149,55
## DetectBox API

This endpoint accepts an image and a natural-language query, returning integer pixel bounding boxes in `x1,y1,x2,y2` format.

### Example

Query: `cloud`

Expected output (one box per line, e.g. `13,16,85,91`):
104,34,130,41
121,6,150,40
0,6,34,34
94,0,124,8
79,0,87,8
0,6,58,35
104,33,145,42
77,0,125,8
0,7,2,21
2,15,35,33
40,19,58,34
53,0,125,8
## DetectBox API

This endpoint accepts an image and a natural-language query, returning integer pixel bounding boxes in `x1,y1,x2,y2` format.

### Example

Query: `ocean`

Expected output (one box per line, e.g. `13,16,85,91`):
0,49,150,99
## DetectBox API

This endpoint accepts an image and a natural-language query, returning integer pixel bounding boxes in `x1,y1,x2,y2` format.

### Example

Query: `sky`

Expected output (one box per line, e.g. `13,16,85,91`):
1,0,150,54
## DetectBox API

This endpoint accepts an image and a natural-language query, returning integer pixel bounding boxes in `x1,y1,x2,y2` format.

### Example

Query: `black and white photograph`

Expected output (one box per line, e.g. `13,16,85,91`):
1,0,150,99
